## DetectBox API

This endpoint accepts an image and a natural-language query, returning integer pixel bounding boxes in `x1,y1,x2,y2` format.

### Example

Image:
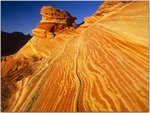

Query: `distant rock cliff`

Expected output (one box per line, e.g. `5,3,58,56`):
1,1,149,112
1,31,32,56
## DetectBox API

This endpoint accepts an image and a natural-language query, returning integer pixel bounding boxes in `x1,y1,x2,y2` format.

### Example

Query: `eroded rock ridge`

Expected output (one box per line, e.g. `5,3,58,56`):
32,6,77,38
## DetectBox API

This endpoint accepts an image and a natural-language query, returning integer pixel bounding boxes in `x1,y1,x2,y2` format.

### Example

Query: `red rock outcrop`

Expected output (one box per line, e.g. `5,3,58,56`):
32,6,77,38
1,1,149,112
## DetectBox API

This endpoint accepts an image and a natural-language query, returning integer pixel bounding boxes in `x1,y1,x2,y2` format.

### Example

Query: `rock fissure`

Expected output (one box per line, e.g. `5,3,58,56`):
74,39,82,112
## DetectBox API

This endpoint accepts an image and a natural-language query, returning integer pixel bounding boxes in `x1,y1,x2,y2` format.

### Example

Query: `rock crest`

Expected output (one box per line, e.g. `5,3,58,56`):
32,6,77,38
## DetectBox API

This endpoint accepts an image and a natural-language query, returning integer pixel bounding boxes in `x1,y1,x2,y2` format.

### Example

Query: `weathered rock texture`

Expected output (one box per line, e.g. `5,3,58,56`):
32,6,76,38
1,1,149,112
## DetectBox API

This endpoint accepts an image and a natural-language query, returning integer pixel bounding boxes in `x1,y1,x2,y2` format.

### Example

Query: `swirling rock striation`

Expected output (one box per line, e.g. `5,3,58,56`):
1,1,149,112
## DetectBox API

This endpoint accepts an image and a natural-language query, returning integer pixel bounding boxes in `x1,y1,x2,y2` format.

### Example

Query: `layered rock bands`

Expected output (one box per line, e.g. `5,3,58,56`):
1,1,149,112
32,6,77,38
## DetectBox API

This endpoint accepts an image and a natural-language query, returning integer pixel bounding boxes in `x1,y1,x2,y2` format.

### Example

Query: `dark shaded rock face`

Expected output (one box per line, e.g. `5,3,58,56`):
1,31,32,56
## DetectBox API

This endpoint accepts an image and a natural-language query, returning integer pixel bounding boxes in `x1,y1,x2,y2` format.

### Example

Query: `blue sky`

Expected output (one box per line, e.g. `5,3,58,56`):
1,1,103,35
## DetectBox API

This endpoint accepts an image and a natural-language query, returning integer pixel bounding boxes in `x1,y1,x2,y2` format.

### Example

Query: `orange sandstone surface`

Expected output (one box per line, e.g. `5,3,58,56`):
1,1,149,112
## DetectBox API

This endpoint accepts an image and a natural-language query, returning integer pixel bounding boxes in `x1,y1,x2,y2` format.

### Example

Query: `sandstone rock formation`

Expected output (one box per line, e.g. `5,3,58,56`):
1,1,149,112
32,6,77,39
